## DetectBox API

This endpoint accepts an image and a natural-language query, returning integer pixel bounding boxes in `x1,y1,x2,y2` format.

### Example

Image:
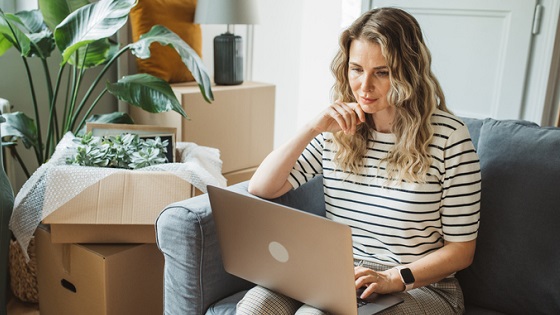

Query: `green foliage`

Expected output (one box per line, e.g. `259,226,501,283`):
67,132,169,170
0,0,213,177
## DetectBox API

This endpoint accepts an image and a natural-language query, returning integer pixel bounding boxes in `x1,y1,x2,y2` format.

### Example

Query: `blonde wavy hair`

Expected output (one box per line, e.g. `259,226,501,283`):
331,7,450,183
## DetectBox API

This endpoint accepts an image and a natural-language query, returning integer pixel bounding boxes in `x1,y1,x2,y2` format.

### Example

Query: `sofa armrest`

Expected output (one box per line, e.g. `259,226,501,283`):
155,176,325,315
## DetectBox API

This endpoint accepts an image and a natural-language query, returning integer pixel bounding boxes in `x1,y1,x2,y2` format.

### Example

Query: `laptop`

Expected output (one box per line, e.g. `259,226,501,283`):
208,186,404,315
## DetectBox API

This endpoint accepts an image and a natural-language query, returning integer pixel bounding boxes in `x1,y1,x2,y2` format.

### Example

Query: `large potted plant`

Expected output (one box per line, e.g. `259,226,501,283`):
0,0,213,178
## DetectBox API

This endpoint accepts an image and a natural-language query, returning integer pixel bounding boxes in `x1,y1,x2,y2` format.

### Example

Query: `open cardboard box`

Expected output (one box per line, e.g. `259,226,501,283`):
42,168,194,244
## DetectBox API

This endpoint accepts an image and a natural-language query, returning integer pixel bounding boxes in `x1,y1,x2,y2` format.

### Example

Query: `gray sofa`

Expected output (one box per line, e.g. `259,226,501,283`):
156,117,560,314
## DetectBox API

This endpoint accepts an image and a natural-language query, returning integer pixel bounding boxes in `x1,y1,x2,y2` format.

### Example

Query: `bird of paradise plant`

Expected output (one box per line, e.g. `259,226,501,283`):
0,0,213,178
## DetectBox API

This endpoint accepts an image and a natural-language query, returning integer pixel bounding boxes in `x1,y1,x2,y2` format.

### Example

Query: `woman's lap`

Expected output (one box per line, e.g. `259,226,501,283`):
236,260,464,315
377,277,464,315
236,286,326,315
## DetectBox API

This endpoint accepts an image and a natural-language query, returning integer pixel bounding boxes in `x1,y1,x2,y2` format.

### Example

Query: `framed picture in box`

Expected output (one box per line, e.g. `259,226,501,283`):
86,123,177,163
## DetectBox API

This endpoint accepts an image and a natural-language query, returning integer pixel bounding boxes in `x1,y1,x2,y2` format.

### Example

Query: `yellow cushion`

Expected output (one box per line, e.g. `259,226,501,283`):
130,0,202,83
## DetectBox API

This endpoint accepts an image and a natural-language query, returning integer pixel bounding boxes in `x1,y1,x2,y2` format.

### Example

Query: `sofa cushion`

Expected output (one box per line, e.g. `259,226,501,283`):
456,119,560,314
460,117,538,150
460,117,484,149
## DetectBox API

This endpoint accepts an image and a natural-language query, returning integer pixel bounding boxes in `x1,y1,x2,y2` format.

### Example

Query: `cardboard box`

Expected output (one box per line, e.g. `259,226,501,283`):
223,166,258,186
35,227,164,315
42,168,193,243
129,81,276,174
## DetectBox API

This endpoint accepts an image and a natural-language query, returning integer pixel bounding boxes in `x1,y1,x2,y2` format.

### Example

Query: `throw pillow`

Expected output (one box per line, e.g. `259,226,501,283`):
459,117,483,150
129,0,202,83
459,117,538,151
456,118,560,314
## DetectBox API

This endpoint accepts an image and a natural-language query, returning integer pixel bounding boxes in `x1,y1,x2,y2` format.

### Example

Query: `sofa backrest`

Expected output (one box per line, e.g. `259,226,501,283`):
457,118,560,314
460,117,485,149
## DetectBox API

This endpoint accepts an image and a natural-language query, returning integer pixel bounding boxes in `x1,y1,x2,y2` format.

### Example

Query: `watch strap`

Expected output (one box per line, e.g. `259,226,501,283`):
394,266,415,292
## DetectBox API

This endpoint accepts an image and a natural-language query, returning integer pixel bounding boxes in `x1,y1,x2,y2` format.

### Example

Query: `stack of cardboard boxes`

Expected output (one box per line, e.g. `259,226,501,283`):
34,81,276,314
35,169,195,315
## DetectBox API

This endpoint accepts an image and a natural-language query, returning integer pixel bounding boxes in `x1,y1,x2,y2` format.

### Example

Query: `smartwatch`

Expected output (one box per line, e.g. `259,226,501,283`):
395,266,415,291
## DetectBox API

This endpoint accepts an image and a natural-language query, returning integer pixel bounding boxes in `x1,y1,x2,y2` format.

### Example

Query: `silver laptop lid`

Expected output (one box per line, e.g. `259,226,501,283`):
209,185,362,315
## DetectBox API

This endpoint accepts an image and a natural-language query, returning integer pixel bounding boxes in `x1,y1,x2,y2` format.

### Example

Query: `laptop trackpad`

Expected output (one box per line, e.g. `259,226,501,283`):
356,288,404,315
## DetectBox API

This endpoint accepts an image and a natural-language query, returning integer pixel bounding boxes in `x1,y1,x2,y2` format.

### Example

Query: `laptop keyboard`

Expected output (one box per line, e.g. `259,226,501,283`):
357,298,368,308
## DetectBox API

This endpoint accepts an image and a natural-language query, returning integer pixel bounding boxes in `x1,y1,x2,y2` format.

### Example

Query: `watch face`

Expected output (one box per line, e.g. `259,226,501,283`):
400,268,415,284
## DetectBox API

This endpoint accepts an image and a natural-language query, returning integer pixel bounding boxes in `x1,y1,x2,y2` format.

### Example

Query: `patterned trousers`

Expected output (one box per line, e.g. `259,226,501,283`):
236,260,465,315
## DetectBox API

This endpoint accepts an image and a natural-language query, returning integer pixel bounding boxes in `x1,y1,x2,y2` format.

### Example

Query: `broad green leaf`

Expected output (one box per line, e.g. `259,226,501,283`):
15,10,44,33
0,9,12,55
27,29,55,58
0,10,54,58
106,73,188,118
128,25,214,103
54,0,135,65
0,11,31,56
0,35,12,56
85,111,134,124
39,0,91,31
68,38,117,68
76,112,134,136
0,112,39,150
15,10,55,58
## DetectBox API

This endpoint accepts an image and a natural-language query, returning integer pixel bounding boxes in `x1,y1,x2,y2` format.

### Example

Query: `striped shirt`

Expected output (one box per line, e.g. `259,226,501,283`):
288,110,481,266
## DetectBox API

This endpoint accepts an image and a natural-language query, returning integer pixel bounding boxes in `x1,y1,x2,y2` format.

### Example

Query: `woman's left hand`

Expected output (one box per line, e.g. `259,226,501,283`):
354,266,402,298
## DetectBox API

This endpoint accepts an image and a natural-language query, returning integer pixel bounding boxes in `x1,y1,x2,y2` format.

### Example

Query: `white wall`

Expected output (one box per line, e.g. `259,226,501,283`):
198,0,560,149
253,0,347,147
200,0,349,148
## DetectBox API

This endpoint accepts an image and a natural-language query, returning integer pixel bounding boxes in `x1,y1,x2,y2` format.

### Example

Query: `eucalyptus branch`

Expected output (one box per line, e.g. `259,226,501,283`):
67,132,169,169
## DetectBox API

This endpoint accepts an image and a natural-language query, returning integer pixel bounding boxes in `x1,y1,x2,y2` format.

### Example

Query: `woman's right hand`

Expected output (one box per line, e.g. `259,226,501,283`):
309,100,366,135
249,100,366,199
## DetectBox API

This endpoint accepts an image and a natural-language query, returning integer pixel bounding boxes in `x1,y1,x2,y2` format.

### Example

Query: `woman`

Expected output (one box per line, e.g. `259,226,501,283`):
240,7,481,315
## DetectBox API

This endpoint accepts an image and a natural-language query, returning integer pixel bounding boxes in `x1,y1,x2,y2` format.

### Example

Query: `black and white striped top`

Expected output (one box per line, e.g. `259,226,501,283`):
288,110,481,266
